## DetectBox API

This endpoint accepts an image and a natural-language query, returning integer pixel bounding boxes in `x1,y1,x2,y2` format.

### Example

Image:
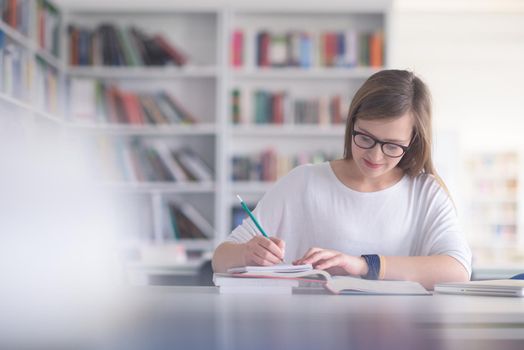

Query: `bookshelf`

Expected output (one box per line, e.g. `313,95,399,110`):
464,152,523,271
62,7,224,267
2,3,398,268
0,1,65,122
225,7,389,237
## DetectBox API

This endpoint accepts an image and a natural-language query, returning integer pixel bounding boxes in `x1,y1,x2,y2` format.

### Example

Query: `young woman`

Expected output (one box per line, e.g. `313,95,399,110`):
212,69,471,289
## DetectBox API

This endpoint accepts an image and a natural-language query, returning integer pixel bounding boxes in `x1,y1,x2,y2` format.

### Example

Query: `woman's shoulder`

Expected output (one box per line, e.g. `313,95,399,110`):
408,172,451,202
281,162,329,181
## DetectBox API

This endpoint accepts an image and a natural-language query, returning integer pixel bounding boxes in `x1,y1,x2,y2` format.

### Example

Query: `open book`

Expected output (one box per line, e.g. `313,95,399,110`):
219,264,429,295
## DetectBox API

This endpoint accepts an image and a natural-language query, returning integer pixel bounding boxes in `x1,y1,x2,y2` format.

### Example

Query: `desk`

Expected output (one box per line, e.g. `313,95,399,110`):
101,286,524,350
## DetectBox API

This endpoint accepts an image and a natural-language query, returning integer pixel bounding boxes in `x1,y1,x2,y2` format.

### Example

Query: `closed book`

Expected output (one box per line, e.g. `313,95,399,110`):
214,275,300,287
153,34,188,66
161,92,197,124
145,147,174,182
140,95,169,124
231,29,243,67
154,93,182,124
335,32,345,67
269,33,287,67
370,31,383,67
69,78,96,122
169,202,213,239
152,142,188,182
120,92,144,124
231,88,241,124
359,32,370,66
299,32,312,68
128,27,150,65
174,148,213,181
217,286,294,295
286,31,300,67
345,30,358,67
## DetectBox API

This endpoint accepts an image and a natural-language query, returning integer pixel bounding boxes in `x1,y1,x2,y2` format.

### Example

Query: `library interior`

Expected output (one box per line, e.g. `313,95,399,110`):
1,0,523,349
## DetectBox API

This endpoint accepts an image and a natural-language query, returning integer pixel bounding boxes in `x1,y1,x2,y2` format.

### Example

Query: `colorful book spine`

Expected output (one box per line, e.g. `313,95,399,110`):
233,29,383,68
68,23,189,67
96,139,213,183
231,89,345,126
69,80,200,125
37,0,61,57
231,29,243,67
231,149,337,181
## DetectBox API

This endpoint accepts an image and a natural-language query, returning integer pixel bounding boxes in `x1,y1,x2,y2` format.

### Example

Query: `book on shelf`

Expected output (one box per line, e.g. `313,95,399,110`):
174,147,213,182
69,79,198,125
231,88,347,126
216,264,429,295
231,150,336,182
466,152,519,242
0,37,31,101
37,0,60,57
68,23,188,67
167,200,214,240
231,29,243,67
35,57,59,113
233,29,383,68
1,0,31,36
97,138,214,183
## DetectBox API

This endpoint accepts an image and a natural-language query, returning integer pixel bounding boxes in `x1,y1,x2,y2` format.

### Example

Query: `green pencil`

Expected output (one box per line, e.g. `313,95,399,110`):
236,195,269,238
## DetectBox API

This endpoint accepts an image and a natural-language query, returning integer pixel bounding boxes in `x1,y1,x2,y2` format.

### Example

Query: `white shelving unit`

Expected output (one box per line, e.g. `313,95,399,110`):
2,3,392,268
0,3,66,124
61,8,225,262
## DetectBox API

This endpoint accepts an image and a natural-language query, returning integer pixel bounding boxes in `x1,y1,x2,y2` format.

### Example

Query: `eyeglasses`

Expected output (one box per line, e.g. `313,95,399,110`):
352,130,410,158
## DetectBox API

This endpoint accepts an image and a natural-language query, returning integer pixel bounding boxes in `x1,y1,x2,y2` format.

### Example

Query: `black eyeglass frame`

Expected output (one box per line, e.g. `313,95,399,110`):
351,130,411,158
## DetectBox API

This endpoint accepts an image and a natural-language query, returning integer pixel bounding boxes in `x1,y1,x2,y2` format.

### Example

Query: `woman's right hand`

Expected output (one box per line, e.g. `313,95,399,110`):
242,236,285,266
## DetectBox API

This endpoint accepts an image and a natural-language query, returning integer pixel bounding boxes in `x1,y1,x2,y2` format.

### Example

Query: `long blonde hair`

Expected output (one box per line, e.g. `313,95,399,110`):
343,69,449,193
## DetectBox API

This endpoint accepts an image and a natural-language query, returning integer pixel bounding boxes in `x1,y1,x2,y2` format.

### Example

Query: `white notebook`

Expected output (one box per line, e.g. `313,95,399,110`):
227,264,313,274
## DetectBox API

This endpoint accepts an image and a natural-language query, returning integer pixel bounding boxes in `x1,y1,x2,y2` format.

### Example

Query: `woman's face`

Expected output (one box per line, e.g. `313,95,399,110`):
351,113,414,180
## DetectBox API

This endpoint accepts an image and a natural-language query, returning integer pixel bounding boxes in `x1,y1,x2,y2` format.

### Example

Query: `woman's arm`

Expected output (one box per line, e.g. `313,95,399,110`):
294,248,470,290
381,255,470,290
211,242,246,273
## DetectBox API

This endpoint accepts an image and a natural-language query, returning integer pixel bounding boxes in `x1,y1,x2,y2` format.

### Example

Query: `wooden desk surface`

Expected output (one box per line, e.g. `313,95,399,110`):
109,286,524,350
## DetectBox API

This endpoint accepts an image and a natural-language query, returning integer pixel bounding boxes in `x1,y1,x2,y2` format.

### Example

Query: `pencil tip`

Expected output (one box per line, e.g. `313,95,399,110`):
236,194,243,202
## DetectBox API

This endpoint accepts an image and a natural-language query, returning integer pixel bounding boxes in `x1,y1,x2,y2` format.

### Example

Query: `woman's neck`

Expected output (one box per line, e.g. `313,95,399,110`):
330,159,405,192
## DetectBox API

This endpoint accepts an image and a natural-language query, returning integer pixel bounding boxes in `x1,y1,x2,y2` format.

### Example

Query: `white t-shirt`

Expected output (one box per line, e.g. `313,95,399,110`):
226,162,472,276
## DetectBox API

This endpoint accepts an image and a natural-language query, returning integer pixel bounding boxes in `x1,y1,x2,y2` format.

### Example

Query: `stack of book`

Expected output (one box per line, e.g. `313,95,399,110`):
70,79,198,125
97,139,213,183
68,23,188,66
231,149,335,182
213,264,311,294
231,88,346,125
166,201,214,241
231,29,383,68
1,0,31,36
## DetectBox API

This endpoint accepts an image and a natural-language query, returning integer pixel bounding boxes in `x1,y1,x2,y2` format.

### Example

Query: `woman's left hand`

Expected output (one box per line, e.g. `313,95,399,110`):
293,247,368,276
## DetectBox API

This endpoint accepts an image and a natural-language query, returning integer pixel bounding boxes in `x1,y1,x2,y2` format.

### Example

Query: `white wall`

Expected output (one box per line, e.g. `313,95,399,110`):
391,0,524,153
